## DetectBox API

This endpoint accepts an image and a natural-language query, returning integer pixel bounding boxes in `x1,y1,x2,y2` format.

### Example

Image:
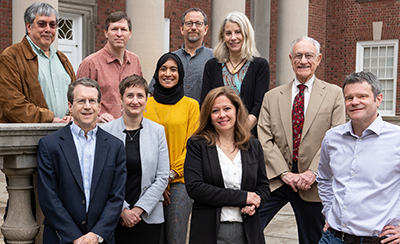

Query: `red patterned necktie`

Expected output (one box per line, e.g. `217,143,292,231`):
292,84,306,163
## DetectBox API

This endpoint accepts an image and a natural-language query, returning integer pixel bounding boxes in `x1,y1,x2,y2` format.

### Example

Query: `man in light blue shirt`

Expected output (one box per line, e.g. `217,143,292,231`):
37,78,126,244
317,71,400,243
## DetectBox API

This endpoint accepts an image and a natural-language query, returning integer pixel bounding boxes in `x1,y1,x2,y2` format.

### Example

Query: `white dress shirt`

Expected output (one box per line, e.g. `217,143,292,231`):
216,146,243,222
317,115,400,236
291,75,315,116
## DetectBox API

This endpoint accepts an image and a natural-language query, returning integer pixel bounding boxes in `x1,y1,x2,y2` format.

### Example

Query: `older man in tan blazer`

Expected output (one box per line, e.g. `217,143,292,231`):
257,36,345,244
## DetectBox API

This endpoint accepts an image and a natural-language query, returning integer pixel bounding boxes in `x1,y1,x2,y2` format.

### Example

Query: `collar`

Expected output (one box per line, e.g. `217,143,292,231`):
294,75,315,89
26,35,56,57
70,121,98,140
104,44,130,64
181,43,205,56
343,114,383,137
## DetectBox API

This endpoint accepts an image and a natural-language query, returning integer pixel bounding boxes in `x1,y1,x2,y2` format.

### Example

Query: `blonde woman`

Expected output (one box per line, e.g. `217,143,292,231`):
201,11,270,135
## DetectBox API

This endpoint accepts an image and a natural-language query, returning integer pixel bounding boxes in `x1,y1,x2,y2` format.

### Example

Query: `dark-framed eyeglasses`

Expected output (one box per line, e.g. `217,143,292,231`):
35,20,57,29
184,21,204,28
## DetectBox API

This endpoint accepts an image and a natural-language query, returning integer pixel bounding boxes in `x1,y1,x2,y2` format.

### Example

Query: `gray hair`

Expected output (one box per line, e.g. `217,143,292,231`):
24,2,59,35
181,8,208,26
290,36,321,55
67,78,102,104
343,71,382,99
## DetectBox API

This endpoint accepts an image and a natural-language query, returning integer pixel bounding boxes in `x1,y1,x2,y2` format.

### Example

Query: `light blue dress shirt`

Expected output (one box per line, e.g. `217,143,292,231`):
317,115,400,237
70,122,98,212
27,36,71,118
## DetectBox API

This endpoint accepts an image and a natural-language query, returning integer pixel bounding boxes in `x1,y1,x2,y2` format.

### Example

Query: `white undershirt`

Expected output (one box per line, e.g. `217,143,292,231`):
216,145,243,222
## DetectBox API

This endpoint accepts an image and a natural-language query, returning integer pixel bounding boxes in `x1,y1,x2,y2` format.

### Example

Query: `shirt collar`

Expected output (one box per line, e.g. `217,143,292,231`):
181,43,205,56
294,75,315,89
343,114,383,137
26,35,56,57
104,44,130,64
70,121,98,140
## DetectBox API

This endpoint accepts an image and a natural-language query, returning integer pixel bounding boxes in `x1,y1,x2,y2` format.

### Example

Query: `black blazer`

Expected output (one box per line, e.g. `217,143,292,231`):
184,137,270,244
37,124,127,244
201,57,270,118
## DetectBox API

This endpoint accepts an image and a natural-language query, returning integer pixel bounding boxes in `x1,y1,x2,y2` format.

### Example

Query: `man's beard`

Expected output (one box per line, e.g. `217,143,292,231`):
187,33,200,43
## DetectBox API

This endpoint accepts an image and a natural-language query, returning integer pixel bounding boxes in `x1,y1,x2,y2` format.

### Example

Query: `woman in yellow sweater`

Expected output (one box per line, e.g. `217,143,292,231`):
144,52,199,244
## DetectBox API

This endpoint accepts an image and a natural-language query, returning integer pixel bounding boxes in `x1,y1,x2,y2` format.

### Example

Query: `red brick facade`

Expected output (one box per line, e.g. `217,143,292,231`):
95,0,126,51
164,0,211,52
0,0,12,53
323,0,400,113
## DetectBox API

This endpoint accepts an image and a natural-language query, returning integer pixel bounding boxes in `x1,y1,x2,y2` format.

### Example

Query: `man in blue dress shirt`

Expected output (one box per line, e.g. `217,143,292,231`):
317,71,400,244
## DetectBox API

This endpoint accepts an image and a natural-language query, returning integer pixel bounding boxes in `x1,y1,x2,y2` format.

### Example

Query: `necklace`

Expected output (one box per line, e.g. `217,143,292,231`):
219,142,235,152
153,102,173,125
126,129,139,141
228,58,245,74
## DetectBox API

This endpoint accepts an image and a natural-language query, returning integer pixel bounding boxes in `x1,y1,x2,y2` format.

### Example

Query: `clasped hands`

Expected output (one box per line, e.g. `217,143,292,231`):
281,170,316,192
241,192,261,216
73,232,98,244
120,207,144,228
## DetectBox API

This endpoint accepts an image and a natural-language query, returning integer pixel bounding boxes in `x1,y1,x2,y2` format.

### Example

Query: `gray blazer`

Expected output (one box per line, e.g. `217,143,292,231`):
101,116,169,224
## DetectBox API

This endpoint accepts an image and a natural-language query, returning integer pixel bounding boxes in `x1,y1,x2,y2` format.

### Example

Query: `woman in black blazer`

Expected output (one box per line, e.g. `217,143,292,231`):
185,87,270,244
200,11,270,135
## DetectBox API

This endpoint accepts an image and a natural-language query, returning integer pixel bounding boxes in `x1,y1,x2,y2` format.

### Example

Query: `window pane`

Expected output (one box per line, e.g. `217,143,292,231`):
379,57,386,66
379,46,387,57
363,58,370,68
372,47,378,57
364,48,371,57
386,68,393,78
371,58,378,67
387,46,394,56
387,57,393,66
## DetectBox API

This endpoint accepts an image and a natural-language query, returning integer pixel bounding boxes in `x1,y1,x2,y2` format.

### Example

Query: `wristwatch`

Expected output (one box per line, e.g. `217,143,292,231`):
96,234,104,243
280,171,289,179
169,171,175,180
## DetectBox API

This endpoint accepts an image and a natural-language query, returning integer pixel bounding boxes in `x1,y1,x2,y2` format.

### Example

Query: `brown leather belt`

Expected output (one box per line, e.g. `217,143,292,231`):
328,227,384,244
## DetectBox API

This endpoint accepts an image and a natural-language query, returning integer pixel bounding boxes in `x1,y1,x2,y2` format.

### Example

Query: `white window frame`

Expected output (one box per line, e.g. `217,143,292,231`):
356,40,399,116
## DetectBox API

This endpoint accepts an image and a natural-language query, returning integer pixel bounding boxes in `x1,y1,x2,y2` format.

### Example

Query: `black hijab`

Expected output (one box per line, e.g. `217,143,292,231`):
153,52,185,105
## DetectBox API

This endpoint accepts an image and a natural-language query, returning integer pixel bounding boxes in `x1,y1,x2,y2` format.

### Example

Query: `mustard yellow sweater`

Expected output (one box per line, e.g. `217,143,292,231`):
144,96,199,184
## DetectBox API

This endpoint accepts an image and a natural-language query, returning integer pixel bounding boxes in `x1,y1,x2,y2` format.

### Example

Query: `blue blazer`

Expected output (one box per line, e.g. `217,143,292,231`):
101,116,169,224
37,123,127,244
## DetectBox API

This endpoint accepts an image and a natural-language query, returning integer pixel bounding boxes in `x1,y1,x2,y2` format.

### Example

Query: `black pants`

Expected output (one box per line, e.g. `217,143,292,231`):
115,219,161,244
259,184,324,244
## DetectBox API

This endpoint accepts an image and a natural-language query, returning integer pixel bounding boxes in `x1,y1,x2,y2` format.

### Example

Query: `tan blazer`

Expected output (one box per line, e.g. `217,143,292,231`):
257,78,345,202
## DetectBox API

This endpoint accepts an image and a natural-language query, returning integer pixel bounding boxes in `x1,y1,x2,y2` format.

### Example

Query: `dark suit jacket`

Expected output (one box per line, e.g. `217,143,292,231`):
201,57,270,118
37,123,127,244
184,137,270,244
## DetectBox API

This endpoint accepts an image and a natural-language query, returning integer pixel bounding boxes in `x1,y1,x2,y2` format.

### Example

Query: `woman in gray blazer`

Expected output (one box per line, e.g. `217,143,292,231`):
102,75,169,244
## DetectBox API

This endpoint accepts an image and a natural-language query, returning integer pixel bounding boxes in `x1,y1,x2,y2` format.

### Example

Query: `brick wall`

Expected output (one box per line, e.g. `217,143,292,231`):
0,0,12,53
308,0,328,85
165,0,211,52
95,0,126,51
324,0,400,114
269,0,278,89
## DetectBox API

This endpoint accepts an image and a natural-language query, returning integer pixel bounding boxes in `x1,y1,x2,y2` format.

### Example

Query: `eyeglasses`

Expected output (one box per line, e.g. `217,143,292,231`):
292,52,317,62
73,98,99,105
35,20,57,29
184,21,204,28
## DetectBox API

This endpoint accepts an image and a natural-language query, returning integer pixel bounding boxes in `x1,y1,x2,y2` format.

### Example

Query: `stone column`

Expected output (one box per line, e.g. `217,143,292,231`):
251,0,271,60
12,0,59,46
126,0,165,83
0,124,63,244
211,0,246,48
276,0,308,86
